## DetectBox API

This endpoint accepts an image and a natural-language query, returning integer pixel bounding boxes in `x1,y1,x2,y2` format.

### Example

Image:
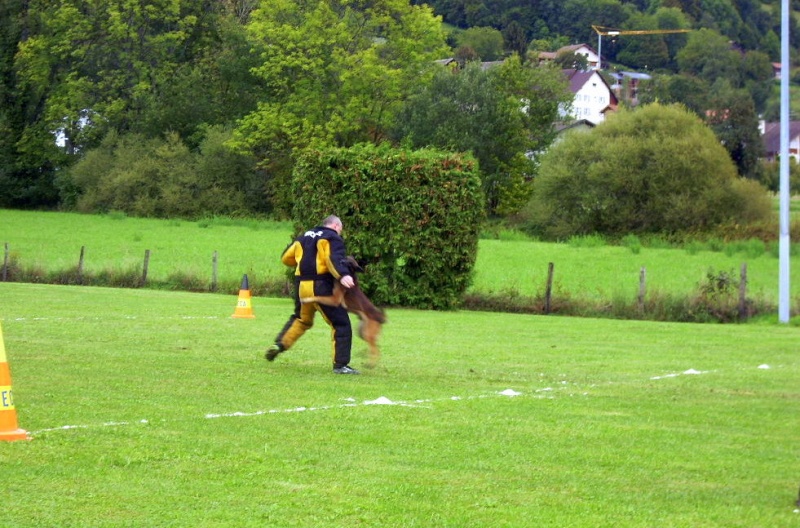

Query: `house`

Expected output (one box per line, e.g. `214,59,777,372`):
561,68,618,125
608,71,651,106
539,44,601,70
432,57,618,125
434,57,459,71
771,62,782,81
760,120,800,163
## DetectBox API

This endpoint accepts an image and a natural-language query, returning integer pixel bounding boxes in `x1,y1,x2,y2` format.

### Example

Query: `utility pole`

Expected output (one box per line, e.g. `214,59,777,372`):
778,0,791,322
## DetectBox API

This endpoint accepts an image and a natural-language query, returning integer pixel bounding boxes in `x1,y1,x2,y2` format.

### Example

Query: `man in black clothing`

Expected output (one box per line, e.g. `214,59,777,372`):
265,215,359,374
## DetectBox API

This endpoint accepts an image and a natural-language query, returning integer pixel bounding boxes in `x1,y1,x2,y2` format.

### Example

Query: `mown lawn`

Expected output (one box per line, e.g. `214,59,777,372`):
1,282,798,527
2,209,799,309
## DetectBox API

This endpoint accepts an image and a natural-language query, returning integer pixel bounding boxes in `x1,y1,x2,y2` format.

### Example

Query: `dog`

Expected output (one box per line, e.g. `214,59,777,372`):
303,256,386,367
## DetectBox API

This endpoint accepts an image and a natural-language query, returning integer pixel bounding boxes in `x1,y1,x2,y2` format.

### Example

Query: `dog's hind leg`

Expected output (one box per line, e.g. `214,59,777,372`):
358,317,381,368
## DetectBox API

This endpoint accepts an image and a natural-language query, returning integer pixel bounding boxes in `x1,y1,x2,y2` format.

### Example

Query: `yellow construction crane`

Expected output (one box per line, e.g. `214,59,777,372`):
591,25,691,70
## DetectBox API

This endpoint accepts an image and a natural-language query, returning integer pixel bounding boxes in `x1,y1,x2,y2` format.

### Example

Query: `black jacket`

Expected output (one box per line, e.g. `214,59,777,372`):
281,225,349,299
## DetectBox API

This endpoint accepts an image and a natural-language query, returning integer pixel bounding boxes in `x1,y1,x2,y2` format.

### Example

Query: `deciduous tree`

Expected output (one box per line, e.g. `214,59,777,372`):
232,0,448,215
391,56,571,216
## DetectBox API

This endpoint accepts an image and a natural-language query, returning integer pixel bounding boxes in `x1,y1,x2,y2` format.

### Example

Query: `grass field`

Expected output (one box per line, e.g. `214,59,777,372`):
2,209,800,313
1,283,798,526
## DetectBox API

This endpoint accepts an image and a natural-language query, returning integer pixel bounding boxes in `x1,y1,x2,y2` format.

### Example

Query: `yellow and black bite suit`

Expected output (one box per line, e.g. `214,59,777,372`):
273,224,353,368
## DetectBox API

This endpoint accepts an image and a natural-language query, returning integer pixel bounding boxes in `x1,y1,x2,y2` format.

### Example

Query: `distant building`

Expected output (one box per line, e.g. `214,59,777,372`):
539,44,600,70
432,56,619,126
771,62,782,80
760,120,800,162
561,69,618,125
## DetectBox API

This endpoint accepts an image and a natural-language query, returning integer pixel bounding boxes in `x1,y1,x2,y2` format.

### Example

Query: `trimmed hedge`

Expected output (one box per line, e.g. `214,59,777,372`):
291,143,485,309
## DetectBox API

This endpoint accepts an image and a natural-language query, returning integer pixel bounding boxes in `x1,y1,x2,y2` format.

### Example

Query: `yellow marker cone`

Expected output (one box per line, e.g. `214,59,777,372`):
0,321,29,441
231,274,256,319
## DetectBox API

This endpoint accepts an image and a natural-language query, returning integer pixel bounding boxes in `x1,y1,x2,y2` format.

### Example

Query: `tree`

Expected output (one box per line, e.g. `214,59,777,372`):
503,20,529,59
65,128,258,218
612,9,690,71
456,26,505,61
706,90,764,180
676,28,741,83
522,103,772,239
6,0,234,208
0,0,64,207
697,0,743,41
15,1,224,154
554,50,589,71
740,49,774,112
637,73,710,115
232,0,449,215
391,56,571,216
559,0,634,47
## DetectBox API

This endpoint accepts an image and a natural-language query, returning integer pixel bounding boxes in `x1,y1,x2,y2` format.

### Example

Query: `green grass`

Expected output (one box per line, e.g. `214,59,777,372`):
0,210,294,292
1,282,799,526
471,238,799,304
2,209,800,311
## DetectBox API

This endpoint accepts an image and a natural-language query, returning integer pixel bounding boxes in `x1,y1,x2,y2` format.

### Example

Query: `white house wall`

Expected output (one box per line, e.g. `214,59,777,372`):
572,72,611,125
573,45,599,69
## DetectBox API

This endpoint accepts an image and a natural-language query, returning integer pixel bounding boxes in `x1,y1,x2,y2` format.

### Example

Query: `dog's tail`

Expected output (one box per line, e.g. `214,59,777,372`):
364,306,387,324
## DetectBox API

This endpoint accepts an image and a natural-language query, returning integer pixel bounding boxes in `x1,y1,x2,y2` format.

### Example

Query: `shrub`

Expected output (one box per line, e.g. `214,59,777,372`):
64,128,258,218
621,234,642,254
567,234,607,248
687,268,744,323
291,143,485,309
523,103,773,239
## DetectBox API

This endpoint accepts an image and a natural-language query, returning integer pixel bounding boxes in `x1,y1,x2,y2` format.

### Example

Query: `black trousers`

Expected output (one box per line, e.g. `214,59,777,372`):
275,291,353,368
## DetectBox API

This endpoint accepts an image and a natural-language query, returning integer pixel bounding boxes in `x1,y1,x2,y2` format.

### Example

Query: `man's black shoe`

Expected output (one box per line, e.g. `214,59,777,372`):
332,365,360,375
265,344,283,361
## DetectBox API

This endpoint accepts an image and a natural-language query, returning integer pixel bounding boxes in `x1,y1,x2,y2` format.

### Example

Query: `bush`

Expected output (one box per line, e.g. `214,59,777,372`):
621,234,642,254
522,103,773,239
63,128,258,218
686,269,746,323
291,143,485,309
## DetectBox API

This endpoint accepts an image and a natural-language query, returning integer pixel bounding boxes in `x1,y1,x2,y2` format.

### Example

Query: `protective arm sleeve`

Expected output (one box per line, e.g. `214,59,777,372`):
281,241,300,268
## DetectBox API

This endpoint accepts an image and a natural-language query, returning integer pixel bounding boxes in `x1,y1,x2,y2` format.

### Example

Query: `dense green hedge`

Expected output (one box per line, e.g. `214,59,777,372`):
291,143,485,309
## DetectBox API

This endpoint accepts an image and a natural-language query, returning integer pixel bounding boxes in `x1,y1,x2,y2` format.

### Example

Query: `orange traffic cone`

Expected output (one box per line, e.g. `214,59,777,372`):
0,321,29,442
231,274,256,319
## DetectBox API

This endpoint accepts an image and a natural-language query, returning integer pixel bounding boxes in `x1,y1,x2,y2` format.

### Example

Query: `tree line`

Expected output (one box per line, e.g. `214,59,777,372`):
0,0,795,233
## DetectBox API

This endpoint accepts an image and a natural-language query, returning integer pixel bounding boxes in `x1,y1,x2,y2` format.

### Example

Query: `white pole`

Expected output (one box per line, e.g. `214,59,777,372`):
778,0,791,322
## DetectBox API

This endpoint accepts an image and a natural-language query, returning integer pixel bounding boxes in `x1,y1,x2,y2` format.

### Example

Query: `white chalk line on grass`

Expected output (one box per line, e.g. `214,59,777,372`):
33,420,152,435
28,365,776,437
649,364,772,380
203,388,540,420
28,387,554,437
7,316,220,322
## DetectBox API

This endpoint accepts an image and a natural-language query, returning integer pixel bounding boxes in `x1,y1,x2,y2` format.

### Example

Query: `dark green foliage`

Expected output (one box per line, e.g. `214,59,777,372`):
686,268,748,322
62,127,260,218
707,90,764,179
392,58,569,216
291,143,485,309
523,103,773,239
759,159,800,194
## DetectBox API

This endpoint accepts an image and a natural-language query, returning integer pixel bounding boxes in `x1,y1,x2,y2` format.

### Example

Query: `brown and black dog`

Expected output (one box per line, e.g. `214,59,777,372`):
304,256,386,367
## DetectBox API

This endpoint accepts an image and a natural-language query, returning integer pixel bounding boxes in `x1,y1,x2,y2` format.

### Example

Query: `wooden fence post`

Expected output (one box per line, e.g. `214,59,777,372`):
544,262,554,314
211,251,218,292
141,249,150,287
77,246,85,284
2,243,8,282
638,267,647,313
739,263,748,320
